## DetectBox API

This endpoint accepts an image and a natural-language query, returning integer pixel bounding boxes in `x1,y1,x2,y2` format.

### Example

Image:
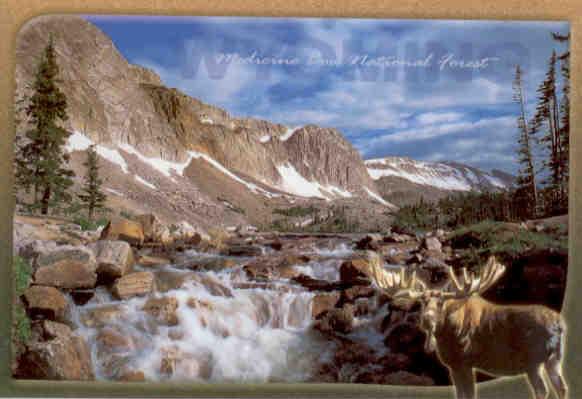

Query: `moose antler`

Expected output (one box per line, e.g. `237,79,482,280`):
367,252,427,298
445,255,506,297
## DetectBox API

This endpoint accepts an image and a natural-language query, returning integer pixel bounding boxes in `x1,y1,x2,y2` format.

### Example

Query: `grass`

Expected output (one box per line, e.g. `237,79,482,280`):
12,255,32,355
449,220,568,267
13,255,32,296
72,216,109,231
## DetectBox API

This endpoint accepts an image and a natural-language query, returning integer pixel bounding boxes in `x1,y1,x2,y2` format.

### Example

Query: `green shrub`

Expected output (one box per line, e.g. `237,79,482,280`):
12,304,31,345
12,256,32,353
13,255,32,296
273,206,318,218
73,216,108,231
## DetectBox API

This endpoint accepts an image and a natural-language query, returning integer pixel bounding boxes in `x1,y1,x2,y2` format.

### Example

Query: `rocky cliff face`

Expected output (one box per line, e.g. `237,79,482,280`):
15,15,379,207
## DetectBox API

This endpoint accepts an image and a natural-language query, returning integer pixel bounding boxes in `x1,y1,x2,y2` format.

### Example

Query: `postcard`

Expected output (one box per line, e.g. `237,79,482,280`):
10,14,569,399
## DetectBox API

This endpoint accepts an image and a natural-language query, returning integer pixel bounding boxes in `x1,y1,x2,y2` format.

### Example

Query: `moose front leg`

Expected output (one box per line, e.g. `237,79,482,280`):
450,367,475,399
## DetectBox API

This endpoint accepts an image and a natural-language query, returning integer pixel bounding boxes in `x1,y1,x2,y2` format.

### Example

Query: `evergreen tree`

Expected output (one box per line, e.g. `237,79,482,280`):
530,50,563,214
78,144,106,221
512,65,537,218
14,37,74,215
552,32,570,211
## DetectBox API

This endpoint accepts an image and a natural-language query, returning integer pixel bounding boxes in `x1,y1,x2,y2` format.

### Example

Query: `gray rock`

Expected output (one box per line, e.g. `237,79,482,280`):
89,240,135,281
34,246,97,289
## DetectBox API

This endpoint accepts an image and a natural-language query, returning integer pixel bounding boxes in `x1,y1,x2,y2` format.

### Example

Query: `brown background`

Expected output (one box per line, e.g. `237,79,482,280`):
0,0,580,397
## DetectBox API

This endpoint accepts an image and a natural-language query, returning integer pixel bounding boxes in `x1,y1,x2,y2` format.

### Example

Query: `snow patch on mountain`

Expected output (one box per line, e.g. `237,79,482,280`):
105,188,124,197
67,132,283,199
276,163,326,198
119,143,191,178
365,157,510,192
280,127,300,141
188,151,280,198
276,163,353,200
485,175,506,188
364,187,394,208
258,134,271,143
66,132,129,173
135,175,157,190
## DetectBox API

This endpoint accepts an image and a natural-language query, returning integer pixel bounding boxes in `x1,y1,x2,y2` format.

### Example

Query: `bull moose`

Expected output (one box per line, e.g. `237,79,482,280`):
370,255,567,399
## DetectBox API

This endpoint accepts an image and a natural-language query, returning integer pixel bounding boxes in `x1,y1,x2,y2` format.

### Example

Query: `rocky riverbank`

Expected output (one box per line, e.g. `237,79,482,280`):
12,214,567,384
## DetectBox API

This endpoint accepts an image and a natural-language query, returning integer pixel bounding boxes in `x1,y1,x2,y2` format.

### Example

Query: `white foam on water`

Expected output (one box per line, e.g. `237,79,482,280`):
74,258,334,383
313,242,353,258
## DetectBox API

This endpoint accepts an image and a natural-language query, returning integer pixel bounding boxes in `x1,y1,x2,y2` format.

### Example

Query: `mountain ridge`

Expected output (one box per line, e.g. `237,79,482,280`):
15,15,513,229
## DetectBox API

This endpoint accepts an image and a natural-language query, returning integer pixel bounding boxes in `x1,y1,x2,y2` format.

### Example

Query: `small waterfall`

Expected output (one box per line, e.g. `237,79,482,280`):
73,252,335,382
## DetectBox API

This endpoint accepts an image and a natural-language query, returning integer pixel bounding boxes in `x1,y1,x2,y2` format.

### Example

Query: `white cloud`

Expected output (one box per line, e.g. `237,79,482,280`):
415,111,464,125
373,115,514,145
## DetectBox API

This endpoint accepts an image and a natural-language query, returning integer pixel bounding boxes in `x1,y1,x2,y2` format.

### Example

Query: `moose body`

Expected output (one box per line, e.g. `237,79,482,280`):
433,296,566,399
371,255,567,399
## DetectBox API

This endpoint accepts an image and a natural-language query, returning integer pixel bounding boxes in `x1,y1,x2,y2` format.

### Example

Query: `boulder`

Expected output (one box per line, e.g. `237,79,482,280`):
159,346,180,376
314,305,354,335
292,274,344,292
96,327,135,355
170,221,209,244
384,233,413,243
142,296,179,326
116,369,146,382
266,240,283,251
339,252,381,285
422,237,442,252
17,320,94,380
34,246,97,289
80,304,126,328
226,245,263,257
341,285,376,303
112,271,155,300
18,239,59,263
100,217,144,247
138,254,171,267
355,234,382,251
70,289,95,306
312,292,340,319
377,352,413,372
333,339,377,366
136,213,162,242
89,240,135,281
22,285,68,322
181,257,237,272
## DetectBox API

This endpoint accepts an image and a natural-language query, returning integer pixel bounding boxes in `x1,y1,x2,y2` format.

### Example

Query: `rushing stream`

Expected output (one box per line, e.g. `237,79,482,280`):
70,242,378,382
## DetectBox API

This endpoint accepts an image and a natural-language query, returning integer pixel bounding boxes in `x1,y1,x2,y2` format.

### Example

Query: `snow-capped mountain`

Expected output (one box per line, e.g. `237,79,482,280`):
16,15,514,229
366,157,513,192
16,15,396,230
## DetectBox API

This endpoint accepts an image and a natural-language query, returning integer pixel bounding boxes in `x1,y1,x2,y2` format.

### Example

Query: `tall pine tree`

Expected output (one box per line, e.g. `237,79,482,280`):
78,144,106,221
15,37,74,215
512,65,537,218
552,32,570,211
530,50,563,214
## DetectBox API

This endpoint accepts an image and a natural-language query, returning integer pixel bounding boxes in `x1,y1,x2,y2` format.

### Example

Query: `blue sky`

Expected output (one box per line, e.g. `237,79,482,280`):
86,16,569,173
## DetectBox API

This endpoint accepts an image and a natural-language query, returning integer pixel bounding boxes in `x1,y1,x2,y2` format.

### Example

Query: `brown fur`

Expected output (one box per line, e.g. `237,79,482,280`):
429,296,566,399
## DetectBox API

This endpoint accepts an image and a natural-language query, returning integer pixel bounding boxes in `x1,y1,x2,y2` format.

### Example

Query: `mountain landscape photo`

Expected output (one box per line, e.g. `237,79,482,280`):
11,14,569,391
